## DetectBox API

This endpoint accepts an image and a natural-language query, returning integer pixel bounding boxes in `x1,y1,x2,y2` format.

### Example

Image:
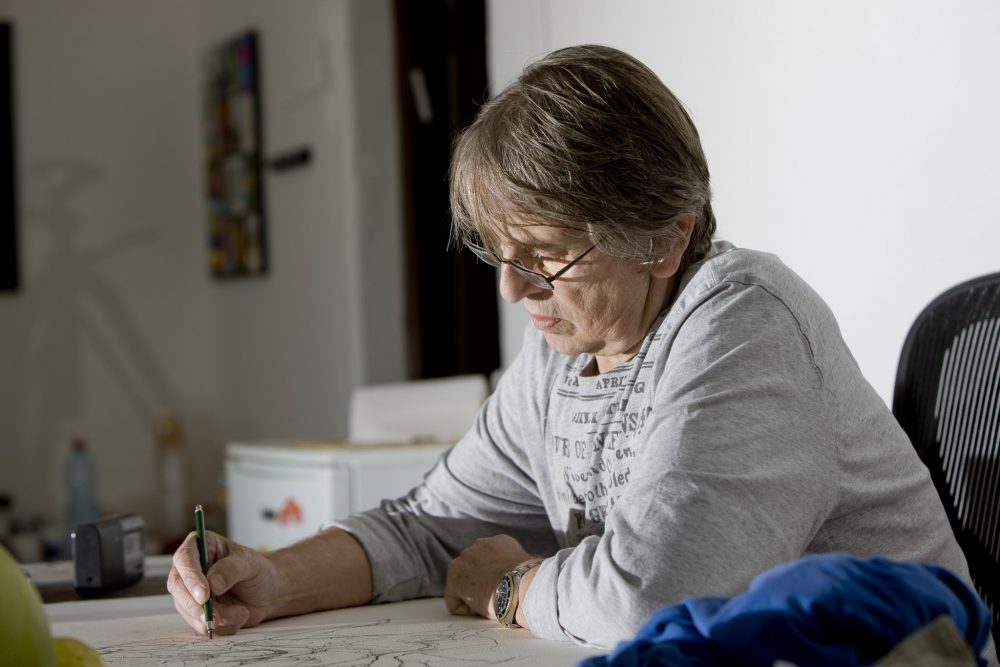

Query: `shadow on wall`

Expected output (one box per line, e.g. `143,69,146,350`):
5,158,177,521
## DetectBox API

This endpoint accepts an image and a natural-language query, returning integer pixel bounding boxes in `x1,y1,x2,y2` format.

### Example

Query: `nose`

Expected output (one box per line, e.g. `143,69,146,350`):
498,264,545,304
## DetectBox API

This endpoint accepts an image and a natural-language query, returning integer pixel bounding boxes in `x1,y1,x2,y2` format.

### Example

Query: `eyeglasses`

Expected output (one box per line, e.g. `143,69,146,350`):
465,242,597,290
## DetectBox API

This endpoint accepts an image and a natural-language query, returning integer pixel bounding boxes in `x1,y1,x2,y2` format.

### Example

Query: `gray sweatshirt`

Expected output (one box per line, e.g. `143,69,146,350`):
334,242,989,657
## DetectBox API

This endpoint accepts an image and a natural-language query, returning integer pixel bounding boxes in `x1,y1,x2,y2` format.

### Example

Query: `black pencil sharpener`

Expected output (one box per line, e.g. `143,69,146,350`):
71,513,144,597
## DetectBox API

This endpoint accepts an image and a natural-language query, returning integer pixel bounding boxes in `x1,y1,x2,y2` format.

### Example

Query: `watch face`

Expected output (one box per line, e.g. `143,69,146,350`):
495,574,513,619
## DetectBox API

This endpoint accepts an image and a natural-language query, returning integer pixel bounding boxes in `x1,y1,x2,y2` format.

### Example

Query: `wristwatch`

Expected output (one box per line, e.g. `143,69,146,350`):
493,559,542,628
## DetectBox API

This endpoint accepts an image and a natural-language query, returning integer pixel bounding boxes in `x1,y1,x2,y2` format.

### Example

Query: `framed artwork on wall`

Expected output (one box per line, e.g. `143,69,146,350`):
203,31,267,278
1,22,18,292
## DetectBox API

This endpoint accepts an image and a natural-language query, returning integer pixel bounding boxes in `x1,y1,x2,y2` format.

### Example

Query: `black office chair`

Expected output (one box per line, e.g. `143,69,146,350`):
893,271,1000,642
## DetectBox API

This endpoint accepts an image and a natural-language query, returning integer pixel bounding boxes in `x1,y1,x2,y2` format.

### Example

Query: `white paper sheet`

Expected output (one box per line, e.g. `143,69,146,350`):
48,597,602,666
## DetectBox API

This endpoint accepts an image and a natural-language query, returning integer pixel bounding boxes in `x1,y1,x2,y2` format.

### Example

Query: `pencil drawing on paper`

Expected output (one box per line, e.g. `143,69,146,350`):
96,618,545,666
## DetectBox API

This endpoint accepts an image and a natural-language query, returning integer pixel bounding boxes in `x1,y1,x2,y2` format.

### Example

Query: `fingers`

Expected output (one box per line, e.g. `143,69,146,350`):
168,588,250,635
443,571,474,617
214,594,252,633
167,567,212,635
171,531,212,603
444,594,474,616
444,560,482,618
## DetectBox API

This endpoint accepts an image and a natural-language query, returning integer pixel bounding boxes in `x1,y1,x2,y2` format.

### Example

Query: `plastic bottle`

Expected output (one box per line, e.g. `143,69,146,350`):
156,414,188,547
65,437,99,537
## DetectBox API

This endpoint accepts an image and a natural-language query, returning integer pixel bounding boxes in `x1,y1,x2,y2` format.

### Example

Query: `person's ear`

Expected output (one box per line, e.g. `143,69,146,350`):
649,214,696,279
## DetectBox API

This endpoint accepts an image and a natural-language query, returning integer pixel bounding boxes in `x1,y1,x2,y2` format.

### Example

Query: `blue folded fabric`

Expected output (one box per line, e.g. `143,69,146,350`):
579,553,992,667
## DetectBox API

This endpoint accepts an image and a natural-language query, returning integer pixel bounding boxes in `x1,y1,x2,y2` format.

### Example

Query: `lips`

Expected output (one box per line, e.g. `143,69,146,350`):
530,314,562,331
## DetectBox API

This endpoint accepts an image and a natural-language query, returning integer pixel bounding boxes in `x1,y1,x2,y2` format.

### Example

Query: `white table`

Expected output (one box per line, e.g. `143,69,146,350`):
46,595,603,666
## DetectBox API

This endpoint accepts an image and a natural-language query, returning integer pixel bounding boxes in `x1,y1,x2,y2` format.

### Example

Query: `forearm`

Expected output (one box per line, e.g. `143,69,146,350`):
264,527,373,620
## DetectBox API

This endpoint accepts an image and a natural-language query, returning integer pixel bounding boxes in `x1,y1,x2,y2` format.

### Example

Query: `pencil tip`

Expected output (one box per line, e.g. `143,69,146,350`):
208,628,214,640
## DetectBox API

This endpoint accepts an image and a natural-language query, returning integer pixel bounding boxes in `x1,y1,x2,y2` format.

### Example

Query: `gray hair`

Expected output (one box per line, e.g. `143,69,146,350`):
449,44,715,271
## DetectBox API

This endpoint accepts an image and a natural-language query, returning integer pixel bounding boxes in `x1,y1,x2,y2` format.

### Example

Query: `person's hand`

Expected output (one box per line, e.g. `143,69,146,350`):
166,530,279,636
444,534,534,620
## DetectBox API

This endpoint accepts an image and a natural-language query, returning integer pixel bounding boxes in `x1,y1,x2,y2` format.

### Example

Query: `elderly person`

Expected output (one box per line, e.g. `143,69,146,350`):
168,45,980,650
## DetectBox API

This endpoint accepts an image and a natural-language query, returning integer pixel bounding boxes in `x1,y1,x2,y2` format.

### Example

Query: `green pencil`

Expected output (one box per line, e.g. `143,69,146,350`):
194,504,214,639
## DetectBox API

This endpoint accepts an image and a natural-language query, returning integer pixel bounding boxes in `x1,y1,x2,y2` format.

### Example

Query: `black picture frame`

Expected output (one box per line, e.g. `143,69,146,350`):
0,23,18,292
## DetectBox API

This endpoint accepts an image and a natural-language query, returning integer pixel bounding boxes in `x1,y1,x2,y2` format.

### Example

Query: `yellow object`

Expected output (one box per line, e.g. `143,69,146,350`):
0,544,56,667
53,637,105,667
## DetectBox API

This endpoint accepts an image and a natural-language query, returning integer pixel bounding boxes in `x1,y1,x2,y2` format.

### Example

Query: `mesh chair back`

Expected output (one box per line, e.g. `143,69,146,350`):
893,271,1000,640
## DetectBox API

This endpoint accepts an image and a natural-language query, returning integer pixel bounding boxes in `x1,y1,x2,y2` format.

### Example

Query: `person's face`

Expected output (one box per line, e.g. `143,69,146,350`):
495,224,688,373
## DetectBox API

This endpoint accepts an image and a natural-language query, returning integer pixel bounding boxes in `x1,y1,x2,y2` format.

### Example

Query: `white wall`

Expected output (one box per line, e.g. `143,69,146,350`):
488,0,1000,404
0,0,405,536
0,0,217,524
201,0,405,443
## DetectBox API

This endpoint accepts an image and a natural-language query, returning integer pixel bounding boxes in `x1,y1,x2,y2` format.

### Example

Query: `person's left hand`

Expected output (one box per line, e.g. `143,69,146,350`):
444,534,534,620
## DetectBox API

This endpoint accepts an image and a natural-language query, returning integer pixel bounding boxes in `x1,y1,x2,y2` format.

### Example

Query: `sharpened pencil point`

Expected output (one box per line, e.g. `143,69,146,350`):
208,627,214,640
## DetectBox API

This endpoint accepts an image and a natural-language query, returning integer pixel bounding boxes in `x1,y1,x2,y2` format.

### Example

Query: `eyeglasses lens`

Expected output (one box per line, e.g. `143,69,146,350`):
466,243,555,290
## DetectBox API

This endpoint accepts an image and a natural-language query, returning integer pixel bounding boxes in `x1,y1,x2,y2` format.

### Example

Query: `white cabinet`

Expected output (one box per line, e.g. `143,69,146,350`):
225,441,451,552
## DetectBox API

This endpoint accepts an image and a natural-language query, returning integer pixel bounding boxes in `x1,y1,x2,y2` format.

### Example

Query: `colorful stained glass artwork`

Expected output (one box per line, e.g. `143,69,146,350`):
204,31,266,278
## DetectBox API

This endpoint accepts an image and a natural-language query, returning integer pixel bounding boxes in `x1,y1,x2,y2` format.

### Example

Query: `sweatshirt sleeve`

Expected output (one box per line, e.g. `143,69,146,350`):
523,282,842,646
329,338,560,602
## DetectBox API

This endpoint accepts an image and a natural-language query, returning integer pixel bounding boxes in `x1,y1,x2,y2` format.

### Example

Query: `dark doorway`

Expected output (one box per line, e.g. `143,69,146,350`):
394,0,500,379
